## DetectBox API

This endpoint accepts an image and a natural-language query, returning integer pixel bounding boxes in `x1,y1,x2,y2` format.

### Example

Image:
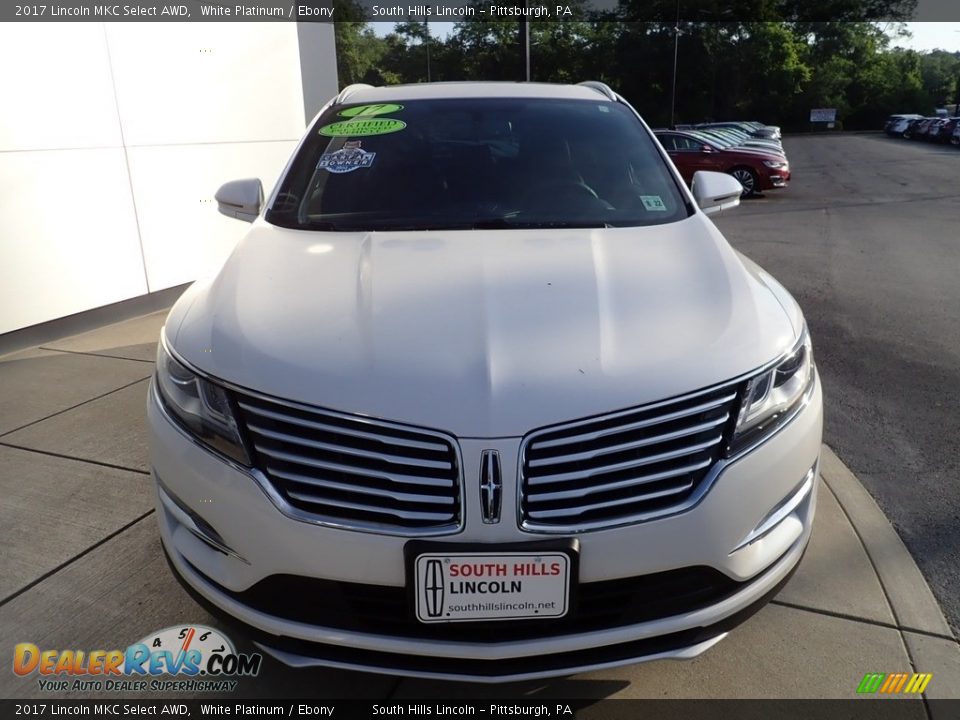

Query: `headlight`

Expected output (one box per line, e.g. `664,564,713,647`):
763,160,787,168
727,329,814,456
155,339,251,465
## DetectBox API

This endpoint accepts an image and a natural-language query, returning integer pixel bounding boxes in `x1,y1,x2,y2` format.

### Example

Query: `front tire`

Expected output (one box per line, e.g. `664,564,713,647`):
728,166,759,197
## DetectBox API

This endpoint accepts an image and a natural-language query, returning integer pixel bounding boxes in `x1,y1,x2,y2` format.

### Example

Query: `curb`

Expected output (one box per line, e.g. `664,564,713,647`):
819,445,960,703
821,445,952,638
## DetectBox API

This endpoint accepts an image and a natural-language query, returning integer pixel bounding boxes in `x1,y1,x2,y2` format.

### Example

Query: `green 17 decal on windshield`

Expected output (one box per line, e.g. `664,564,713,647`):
320,104,406,137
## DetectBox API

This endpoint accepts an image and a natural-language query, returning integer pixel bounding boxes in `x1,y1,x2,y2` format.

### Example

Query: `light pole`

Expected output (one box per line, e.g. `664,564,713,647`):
955,30,960,114
519,8,531,81
424,21,431,82
669,0,680,128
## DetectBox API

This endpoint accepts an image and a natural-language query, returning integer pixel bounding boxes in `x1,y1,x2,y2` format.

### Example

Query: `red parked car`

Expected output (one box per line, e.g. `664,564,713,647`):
655,130,789,196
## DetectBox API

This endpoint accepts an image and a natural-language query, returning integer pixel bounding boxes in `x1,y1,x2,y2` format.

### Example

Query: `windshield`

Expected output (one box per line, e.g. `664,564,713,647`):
693,130,735,148
720,129,750,142
267,97,691,231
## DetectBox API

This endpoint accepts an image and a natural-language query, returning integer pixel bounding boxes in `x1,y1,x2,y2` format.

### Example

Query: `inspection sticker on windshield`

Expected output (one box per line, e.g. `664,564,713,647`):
641,195,668,212
414,552,570,623
317,141,376,173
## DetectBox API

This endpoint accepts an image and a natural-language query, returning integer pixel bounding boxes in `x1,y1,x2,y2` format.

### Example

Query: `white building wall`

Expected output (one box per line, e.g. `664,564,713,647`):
0,21,338,335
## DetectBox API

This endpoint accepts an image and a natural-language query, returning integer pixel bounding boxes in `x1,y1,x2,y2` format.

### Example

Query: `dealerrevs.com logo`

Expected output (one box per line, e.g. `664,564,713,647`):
13,625,262,693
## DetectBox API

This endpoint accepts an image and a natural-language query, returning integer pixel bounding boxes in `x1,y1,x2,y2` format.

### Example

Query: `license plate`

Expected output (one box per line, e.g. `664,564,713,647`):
413,552,570,623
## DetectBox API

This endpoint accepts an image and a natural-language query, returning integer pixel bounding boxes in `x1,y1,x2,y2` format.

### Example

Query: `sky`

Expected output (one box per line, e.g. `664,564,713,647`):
370,21,454,39
895,22,960,51
372,22,960,52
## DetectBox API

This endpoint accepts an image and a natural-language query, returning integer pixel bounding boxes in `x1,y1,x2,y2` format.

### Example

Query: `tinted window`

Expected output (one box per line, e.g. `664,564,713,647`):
657,134,677,151
672,136,705,151
268,98,691,231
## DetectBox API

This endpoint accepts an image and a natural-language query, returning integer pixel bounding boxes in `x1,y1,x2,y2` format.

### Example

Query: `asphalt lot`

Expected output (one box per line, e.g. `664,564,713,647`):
1,133,959,703
714,133,960,636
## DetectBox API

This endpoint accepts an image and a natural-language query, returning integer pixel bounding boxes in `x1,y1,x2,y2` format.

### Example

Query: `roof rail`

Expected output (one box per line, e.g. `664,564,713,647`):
577,81,617,102
334,83,374,105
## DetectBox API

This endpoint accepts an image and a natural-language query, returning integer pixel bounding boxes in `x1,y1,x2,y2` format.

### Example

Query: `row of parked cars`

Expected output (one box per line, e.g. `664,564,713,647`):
884,114,960,144
659,121,788,197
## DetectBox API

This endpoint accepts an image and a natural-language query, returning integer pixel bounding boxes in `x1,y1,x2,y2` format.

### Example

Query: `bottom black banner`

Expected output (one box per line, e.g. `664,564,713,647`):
1,699,954,720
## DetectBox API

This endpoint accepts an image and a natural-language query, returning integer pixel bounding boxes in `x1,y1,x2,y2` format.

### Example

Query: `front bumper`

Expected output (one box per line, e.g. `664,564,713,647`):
768,174,790,188
762,167,790,189
148,372,823,682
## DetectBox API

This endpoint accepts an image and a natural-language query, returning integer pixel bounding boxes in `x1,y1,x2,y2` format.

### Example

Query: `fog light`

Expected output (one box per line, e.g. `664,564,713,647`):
731,465,816,553
156,476,248,564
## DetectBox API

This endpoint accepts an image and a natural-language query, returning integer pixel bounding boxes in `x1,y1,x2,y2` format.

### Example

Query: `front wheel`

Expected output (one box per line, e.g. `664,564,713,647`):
728,166,759,197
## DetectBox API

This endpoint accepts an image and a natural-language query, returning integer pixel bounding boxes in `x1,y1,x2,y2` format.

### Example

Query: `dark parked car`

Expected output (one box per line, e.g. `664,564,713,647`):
884,114,922,135
656,130,789,197
922,118,947,141
905,117,938,140
933,117,959,143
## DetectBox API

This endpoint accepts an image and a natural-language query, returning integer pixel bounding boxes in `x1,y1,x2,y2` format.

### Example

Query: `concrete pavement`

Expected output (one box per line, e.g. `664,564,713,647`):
0,310,957,703
713,134,960,635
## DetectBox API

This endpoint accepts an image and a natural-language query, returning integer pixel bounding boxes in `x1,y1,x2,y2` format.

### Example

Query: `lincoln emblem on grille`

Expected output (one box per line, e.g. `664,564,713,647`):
479,450,502,524
423,559,444,618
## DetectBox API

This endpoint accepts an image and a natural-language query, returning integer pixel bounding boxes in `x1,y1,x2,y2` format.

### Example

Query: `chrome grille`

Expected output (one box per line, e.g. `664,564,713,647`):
520,384,740,531
235,394,461,534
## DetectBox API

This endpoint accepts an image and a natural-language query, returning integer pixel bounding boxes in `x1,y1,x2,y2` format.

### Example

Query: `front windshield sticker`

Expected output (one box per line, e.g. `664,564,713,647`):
317,141,376,174
641,195,668,212
339,104,404,118
319,118,407,137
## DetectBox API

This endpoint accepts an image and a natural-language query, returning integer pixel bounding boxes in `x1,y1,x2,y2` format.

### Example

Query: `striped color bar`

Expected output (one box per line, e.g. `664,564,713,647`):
857,673,933,694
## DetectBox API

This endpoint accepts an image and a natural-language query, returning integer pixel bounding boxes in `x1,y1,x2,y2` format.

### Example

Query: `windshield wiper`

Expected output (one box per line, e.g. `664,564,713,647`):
297,219,615,232
470,218,514,229
470,218,613,230
300,220,371,232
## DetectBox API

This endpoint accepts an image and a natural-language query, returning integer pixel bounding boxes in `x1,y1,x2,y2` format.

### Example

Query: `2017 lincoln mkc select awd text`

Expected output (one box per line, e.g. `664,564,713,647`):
148,81,823,681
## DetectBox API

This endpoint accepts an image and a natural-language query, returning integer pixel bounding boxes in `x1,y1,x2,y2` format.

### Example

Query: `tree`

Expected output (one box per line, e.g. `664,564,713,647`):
334,23,387,87
327,5,944,130
332,0,401,88
919,50,960,108
446,19,520,81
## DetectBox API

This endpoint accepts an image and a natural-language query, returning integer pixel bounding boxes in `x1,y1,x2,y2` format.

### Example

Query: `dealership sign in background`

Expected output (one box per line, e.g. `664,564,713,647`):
810,108,839,123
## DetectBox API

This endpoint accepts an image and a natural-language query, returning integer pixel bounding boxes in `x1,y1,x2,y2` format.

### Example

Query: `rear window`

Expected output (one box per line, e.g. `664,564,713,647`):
267,97,691,231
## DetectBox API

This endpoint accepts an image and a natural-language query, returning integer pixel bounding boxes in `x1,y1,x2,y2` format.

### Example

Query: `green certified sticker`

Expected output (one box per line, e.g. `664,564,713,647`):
319,118,407,137
339,103,404,118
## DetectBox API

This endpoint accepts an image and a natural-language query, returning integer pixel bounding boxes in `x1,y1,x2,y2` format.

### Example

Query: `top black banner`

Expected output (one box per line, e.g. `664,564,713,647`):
6,0,960,22
1,699,957,719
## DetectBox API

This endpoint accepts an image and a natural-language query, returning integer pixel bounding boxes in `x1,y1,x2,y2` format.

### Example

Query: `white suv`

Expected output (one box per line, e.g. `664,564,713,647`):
148,81,822,682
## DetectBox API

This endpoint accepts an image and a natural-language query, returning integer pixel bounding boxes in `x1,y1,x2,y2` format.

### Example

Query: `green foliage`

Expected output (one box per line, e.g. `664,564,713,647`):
333,19,386,86
330,16,960,129
918,50,960,108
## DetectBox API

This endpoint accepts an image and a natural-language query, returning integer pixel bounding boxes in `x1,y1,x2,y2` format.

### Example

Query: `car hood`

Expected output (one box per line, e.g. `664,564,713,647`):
170,215,798,437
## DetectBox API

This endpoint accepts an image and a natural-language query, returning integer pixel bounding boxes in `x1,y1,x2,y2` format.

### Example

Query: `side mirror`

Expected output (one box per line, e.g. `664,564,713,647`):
691,170,742,216
701,145,714,153
215,178,263,222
